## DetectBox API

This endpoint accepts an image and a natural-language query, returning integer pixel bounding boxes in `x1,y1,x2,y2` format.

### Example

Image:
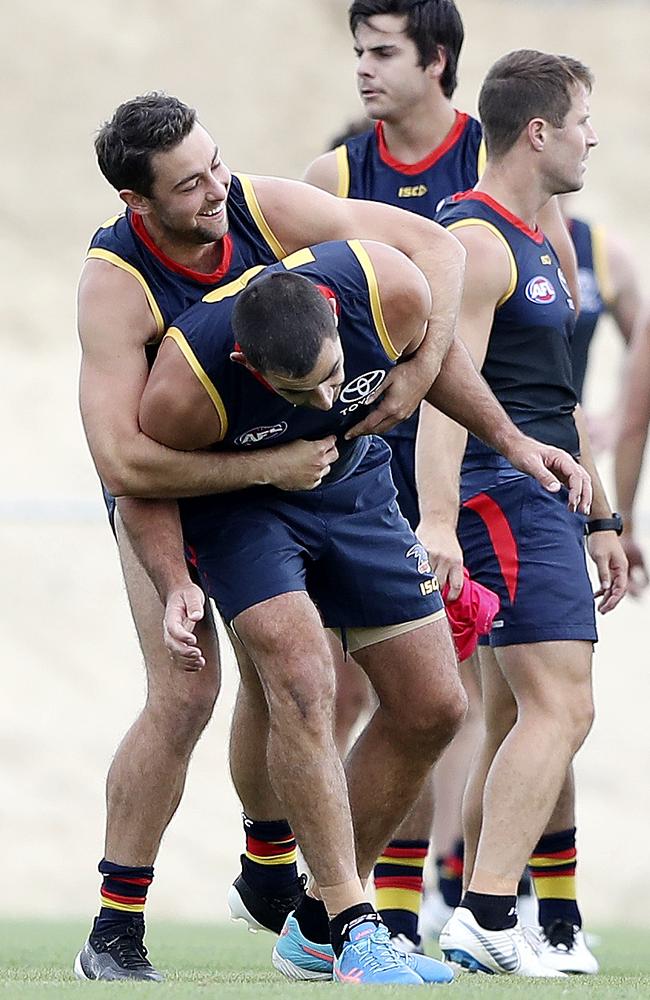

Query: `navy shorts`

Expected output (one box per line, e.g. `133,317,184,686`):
458,463,597,647
386,417,420,532
183,436,444,627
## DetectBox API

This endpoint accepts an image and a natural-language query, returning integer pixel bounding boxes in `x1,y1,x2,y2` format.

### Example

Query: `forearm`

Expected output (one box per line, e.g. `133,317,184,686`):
100,431,275,499
574,405,614,518
415,401,466,528
614,322,650,526
425,338,522,457
116,497,191,602
407,236,465,379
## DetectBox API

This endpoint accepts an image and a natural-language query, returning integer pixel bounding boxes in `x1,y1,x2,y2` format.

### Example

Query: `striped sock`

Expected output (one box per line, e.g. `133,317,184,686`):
94,858,153,932
374,839,429,944
529,827,582,929
436,838,464,908
241,815,299,896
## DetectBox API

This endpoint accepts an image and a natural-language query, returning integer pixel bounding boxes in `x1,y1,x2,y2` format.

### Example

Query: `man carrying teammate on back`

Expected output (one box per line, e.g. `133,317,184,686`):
75,90,466,981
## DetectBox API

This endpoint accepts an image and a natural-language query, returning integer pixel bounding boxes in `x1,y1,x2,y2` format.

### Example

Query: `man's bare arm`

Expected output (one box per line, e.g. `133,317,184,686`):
78,259,335,497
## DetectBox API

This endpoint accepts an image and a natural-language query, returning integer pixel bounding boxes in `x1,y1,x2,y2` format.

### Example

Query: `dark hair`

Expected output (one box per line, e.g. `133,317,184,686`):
232,272,338,379
95,92,197,196
479,50,594,159
349,0,464,98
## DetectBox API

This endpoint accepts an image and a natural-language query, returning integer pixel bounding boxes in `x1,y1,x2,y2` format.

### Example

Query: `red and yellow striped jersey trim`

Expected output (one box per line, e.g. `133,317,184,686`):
236,173,286,260
447,219,518,308
348,240,399,361
164,327,228,440
591,224,614,307
85,248,165,337
335,145,351,198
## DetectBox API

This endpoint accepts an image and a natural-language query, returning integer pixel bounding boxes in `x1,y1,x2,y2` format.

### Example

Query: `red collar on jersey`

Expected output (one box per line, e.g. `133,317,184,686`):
450,190,544,244
375,110,469,176
130,210,234,283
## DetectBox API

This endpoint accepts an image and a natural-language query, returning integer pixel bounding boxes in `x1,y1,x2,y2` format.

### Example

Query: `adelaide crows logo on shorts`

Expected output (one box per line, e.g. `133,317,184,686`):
406,543,432,575
525,276,557,305
235,422,288,446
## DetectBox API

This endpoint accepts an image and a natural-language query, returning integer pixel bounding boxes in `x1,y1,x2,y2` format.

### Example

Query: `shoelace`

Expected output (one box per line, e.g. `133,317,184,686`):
353,926,404,972
512,924,544,957
103,924,151,969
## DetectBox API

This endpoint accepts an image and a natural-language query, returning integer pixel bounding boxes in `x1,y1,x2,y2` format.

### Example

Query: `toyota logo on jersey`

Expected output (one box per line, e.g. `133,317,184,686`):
525,276,557,304
340,369,387,404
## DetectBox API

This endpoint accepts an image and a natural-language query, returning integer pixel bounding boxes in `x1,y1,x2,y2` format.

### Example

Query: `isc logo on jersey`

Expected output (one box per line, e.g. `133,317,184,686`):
235,422,288,446
339,369,387,416
525,276,557,305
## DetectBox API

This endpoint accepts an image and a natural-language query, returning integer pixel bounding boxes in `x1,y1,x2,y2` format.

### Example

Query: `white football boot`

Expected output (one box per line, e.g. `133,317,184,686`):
536,920,599,974
439,906,567,977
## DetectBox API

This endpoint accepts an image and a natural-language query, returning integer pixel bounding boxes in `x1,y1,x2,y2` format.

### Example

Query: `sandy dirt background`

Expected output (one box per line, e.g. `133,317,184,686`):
2,0,650,928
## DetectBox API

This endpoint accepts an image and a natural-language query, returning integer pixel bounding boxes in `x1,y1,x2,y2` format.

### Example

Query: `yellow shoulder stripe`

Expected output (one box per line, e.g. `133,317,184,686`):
164,327,228,440
348,240,400,361
236,173,286,260
99,214,123,229
447,219,518,307
477,139,487,180
335,145,351,198
282,248,316,270
86,248,165,336
202,264,266,303
591,224,614,307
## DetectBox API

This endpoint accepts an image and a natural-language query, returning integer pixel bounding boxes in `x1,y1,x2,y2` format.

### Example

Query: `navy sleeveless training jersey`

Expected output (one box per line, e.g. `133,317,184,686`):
168,239,401,498
436,191,579,461
87,173,284,344
569,217,612,400
332,111,485,527
335,112,484,219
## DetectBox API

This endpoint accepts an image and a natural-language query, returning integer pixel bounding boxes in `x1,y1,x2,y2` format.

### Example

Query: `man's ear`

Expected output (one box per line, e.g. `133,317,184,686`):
230,349,255,371
527,118,548,152
119,188,152,215
425,44,447,83
328,296,339,327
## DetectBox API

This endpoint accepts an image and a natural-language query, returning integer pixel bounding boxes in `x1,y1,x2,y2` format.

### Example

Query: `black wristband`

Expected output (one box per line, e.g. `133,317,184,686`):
585,512,623,536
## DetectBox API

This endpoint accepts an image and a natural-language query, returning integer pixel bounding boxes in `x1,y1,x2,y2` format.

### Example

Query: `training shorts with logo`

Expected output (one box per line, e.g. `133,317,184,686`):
458,458,597,647
182,436,444,628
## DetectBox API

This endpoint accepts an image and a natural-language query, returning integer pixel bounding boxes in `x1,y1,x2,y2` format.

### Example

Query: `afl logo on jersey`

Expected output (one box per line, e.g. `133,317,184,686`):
235,422,288,446
340,369,387,405
525,276,557,305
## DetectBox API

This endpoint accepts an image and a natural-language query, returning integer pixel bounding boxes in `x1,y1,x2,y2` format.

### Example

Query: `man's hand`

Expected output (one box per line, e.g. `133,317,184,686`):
163,582,206,671
505,436,593,514
620,533,649,597
345,358,435,439
417,520,464,600
587,532,628,613
267,436,339,490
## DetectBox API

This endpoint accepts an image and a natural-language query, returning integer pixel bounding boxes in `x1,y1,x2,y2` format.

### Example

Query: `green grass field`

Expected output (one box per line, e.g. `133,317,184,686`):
1,921,649,998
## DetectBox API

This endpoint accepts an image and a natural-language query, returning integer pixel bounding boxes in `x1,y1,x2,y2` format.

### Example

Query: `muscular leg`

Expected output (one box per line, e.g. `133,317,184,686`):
333,640,374,756
461,646,517,891
468,641,594,895
346,618,467,882
233,592,364,912
228,630,285,820
432,655,483,858
545,765,575,834
105,514,221,865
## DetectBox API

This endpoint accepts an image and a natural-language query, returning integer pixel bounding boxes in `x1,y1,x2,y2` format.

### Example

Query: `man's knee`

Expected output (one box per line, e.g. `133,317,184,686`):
401,673,468,751
264,653,336,736
148,674,219,751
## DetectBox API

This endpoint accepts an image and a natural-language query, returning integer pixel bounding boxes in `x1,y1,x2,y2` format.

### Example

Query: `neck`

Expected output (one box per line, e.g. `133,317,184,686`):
380,92,457,164
475,156,552,229
140,215,223,273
